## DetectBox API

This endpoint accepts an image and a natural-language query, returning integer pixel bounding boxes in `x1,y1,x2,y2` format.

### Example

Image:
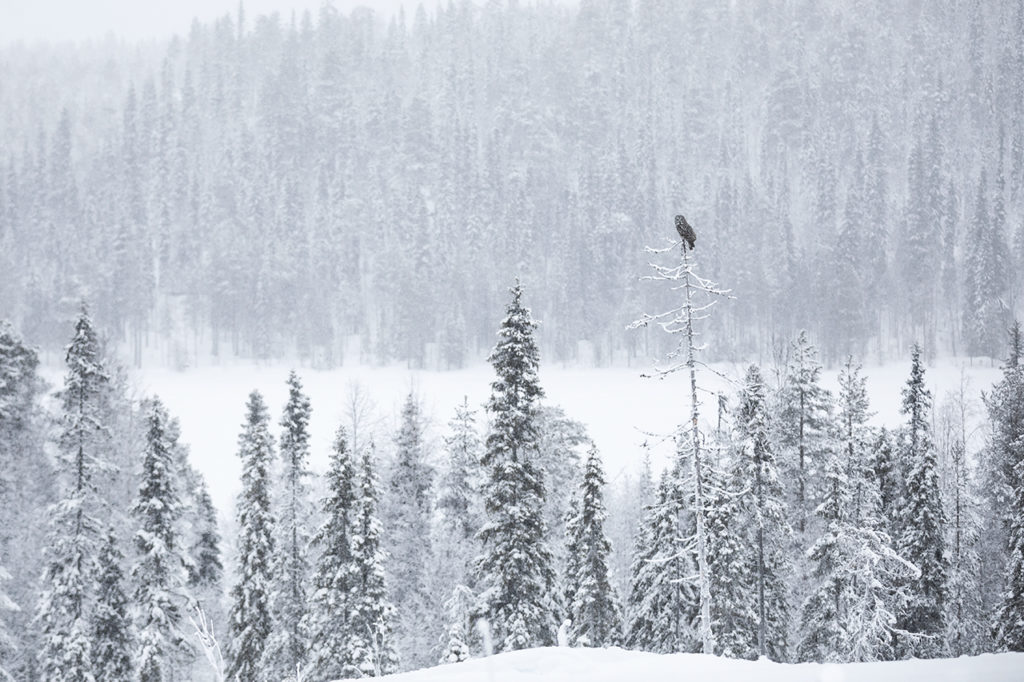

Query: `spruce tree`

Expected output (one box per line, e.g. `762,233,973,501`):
227,391,276,682
626,467,698,653
437,397,483,545
776,330,832,535
475,282,558,651
383,393,437,670
734,364,792,661
993,323,1024,650
306,427,359,681
896,345,948,657
131,398,189,681
37,306,112,681
705,454,758,659
797,447,848,662
265,371,313,680
349,446,398,676
944,440,983,655
564,445,622,647
188,481,224,629
92,530,133,682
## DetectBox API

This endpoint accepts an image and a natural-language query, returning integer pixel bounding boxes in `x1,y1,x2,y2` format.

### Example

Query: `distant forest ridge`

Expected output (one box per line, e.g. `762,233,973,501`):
0,0,1021,368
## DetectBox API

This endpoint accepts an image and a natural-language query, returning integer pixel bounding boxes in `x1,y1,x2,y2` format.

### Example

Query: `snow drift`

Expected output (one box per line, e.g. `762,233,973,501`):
374,647,1024,682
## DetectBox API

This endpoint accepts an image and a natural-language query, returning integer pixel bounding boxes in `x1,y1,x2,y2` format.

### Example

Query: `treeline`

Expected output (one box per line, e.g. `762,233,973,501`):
1,0,1023,367
4,287,1024,680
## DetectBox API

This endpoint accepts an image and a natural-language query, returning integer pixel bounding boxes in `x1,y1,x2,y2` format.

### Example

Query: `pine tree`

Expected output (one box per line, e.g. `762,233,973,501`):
37,306,112,681
475,282,558,651
993,323,1024,650
734,364,792,661
227,391,275,682
383,393,437,670
626,466,698,653
265,371,313,680
564,445,622,647
92,530,133,682
896,345,948,657
776,330,832,535
349,446,398,676
131,398,189,681
306,427,359,681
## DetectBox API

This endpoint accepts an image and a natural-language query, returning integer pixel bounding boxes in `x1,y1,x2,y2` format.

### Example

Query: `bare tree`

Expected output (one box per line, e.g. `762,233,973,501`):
629,223,732,654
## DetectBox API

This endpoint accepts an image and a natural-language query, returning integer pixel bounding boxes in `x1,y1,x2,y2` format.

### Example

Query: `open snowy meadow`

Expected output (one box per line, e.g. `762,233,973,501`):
118,357,1002,513
376,647,1024,682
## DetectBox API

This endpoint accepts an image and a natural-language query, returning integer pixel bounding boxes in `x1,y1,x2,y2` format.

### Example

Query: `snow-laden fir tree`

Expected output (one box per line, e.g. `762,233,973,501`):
992,324,1024,651
37,306,112,681
188,480,224,637
0,565,15,682
475,282,558,651
131,398,190,681
92,529,133,682
705,452,759,660
349,446,398,676
440,585,475,664
437,397,483,546
734,364,792,662
797,443,849,662
564,445,622,647
264,371,313,680
776,330,832,535
895,345,948,657
436,399,483,663
383,393,438,670
0,321,42,681
626,466,699,653
534,406,588,575
305,427,359,681
944,439,983,655
871,428,902,546
227,391,276,682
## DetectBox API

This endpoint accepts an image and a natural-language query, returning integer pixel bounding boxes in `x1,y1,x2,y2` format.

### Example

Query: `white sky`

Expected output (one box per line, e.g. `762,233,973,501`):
0,0,438,46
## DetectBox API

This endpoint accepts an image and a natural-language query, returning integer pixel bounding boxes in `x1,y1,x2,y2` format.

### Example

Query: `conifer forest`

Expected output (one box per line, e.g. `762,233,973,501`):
2,1,1024,680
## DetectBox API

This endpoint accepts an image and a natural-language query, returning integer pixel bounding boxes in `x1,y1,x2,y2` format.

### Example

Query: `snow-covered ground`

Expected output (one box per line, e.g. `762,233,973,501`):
106,357,1004,514
376,646,1024,682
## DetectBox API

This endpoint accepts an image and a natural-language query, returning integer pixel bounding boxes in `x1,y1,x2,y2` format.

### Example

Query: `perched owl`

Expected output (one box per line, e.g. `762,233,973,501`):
675,214,696,250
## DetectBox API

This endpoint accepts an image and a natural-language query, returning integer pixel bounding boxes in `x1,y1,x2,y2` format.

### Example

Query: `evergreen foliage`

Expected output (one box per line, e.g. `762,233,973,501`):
37,306,112,682
992,324,1024,651
227,391,276,682
306,428,359,681
475,282,558,651
349,447,399,676
734,364,792,662
92,530,133,682
384,393,439,671
564,446,622,648
131,398,189,681
895,346,948,657
626,467,698,653
265,371,314,680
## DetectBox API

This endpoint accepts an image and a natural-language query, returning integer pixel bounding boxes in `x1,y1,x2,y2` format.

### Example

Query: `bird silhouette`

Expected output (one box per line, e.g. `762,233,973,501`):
675,214,696,250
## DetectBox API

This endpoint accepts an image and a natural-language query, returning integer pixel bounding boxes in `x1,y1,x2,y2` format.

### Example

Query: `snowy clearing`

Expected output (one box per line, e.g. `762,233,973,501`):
93,357,1004,513
374,646,1024,682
